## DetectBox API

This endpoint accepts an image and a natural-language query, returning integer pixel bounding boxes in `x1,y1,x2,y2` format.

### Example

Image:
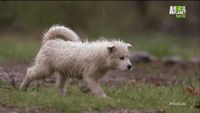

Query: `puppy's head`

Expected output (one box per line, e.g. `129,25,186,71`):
106,41,132,71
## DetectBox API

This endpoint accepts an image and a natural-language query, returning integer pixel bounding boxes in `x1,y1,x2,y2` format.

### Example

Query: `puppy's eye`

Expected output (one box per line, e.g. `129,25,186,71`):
119,56,124,60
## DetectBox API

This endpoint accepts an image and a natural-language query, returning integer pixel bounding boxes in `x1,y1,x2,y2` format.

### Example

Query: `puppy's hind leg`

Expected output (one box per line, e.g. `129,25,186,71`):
20,65,52,91
56,73,67,96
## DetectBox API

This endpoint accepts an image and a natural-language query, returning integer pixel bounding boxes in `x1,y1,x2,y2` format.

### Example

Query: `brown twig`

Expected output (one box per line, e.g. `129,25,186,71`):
4,68,18,90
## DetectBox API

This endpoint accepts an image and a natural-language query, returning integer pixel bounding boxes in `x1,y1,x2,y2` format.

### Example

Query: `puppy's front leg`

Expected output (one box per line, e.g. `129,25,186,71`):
83,76,107,98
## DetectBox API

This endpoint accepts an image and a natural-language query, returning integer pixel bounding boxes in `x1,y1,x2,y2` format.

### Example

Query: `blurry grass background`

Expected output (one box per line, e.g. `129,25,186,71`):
0,34,198,63
0,1,199,63
0,36,40,63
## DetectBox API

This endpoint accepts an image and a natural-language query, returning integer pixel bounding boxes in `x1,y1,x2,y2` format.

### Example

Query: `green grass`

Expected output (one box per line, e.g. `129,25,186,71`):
0,80,199,113
0,34,199,63
125,34,199,59
0,36,40,63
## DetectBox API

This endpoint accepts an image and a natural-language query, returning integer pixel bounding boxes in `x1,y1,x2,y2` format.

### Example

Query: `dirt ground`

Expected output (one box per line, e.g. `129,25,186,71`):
0,60,198,87
0,61,199,113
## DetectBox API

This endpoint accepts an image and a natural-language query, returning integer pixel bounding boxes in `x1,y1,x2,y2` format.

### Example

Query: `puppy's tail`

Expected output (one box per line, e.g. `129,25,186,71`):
42,25,80,44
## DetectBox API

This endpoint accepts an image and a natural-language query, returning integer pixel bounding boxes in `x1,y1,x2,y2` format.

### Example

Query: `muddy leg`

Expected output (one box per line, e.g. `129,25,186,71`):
20,65,51,91
56,74,67,96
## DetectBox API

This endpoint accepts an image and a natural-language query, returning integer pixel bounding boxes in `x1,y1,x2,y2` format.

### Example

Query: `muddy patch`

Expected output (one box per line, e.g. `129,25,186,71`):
0,61,199,88
82,108,166,113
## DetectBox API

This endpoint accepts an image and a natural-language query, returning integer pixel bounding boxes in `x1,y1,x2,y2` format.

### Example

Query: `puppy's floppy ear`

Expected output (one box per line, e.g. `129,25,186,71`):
126,43,133,48
107,45,116,54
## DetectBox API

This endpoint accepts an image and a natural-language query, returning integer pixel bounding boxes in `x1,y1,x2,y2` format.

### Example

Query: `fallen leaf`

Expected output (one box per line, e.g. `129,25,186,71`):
183,87,200,96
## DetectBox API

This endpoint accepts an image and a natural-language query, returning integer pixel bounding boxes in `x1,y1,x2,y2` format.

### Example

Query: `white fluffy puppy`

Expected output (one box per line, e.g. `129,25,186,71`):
20,25,132,98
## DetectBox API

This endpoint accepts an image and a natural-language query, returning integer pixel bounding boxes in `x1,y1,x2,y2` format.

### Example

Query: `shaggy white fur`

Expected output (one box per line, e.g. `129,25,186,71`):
20,25,132,98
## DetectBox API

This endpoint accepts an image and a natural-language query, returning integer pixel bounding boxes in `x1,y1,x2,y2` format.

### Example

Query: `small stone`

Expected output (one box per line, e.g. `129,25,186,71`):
191,57,200,64
130,51,156,63
162,56,184,65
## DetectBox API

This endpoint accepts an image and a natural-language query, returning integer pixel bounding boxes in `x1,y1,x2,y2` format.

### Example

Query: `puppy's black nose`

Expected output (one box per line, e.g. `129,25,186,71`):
127,64,132,70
